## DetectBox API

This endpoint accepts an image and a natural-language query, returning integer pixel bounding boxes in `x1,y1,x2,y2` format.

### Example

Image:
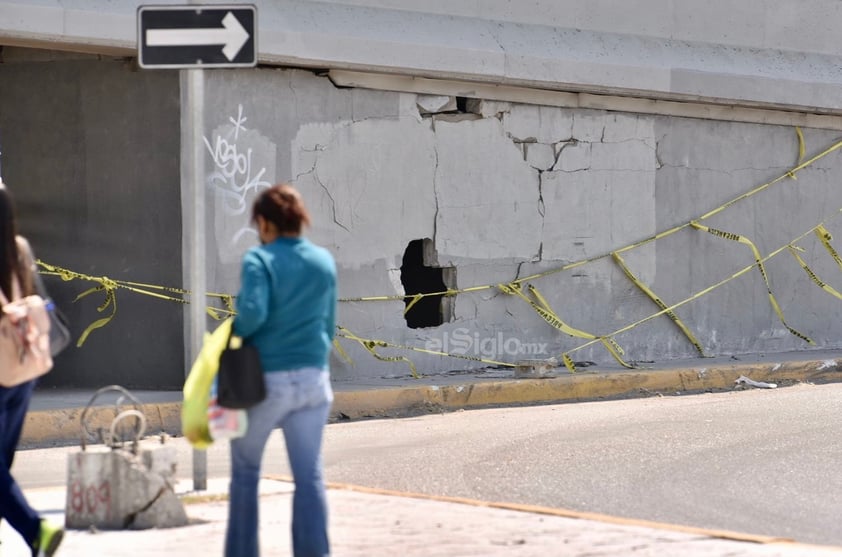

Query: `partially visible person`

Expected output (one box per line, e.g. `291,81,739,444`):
225,184,336,557
0,182,64,557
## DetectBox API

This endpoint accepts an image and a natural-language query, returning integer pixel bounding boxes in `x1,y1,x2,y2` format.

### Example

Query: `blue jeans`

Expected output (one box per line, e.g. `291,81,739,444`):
0,380,40,546
225,368,333,557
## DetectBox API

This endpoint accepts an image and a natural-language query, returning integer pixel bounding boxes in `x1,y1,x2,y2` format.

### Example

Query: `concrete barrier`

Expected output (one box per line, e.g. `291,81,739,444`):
65,445,187,530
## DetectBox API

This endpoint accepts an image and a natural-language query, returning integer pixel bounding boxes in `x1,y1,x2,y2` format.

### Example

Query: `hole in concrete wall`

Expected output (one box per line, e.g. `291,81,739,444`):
400,239,455,329
456,96,468,112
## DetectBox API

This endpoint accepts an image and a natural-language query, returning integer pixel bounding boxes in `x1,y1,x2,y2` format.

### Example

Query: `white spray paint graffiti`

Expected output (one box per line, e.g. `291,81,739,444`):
204,104,277,264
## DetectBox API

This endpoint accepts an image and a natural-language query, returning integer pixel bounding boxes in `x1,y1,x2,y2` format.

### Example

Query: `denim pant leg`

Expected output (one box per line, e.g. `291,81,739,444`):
225,389,287,557
282,385,331,557
0,380,40,545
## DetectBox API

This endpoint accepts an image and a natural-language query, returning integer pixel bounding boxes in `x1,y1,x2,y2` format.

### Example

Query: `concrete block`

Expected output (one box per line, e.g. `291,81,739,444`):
66,447,188,530
417,94,456,114
555,142,591,172
540,168,656,262
291,117,437,268
503,105,573,143
571,111,606,142
433,118,542,260
603,113,654,146
433,113,482,123
514,359,559,378
140,445,178,483
466,99,512,118
590,140,656,171
525,143,556,170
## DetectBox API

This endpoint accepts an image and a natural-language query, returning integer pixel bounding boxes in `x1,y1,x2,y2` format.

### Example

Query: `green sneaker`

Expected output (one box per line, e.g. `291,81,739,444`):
32,520,64,557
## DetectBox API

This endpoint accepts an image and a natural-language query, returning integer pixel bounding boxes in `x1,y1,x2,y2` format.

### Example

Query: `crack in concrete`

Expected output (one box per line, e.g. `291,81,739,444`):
491,22,506,53
293,153,319,182
553,140,577,171
655,138,664,169
657,163,788,174
432,142,440,247
286,78,299,109
314,171,350,233
123,485,167,529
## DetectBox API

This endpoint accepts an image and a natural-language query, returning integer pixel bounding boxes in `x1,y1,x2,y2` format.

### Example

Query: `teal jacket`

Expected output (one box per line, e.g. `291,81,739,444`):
233,236,337,372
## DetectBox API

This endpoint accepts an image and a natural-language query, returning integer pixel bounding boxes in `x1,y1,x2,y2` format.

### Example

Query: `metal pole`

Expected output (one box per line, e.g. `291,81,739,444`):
184,67,207,491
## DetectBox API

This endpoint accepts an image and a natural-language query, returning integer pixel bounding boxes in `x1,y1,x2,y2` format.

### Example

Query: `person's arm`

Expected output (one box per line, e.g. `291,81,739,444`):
233,251,270,338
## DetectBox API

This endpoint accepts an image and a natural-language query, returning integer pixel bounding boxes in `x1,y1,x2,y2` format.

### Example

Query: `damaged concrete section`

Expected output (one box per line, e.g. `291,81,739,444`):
541,113,658,262
65,446,188,530
417,94,456,114
434,117,542,261
291,117,437,268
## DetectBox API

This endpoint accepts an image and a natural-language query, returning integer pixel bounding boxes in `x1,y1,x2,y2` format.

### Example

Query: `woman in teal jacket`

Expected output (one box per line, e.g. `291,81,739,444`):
225,184,336,557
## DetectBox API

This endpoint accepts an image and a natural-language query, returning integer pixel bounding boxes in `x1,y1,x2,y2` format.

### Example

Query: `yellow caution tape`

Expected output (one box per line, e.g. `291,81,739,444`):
336,327,420,378
74,281,117,347
497,282,633,371
611,252,706,357
403,294,424,316
335,326,518,378
788,245,842,301
796,127,806,163
565,219,829,358
815,225,842,271
787,127,806,179
530,284,630,365
37,260,238,346
332,338,354,365
689,221,813,344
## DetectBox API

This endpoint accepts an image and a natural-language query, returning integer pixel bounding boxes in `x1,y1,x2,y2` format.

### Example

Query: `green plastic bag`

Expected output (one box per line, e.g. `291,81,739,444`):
182,318,233,449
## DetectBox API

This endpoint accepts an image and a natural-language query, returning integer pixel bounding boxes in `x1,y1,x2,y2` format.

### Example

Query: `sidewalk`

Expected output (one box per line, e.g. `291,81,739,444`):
3,476,842,556
22,349,842,448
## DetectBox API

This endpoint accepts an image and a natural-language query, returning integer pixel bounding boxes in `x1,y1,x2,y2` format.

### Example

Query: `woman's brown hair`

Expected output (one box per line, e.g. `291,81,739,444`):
252,184,311,235
0,185,33,299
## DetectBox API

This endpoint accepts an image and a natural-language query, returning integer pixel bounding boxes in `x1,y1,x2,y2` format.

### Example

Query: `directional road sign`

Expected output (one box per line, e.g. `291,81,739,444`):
138,5,257,69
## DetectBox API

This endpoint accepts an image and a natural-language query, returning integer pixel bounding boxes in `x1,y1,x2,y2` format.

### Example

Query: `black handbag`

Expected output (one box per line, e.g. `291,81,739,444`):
217,329,266,409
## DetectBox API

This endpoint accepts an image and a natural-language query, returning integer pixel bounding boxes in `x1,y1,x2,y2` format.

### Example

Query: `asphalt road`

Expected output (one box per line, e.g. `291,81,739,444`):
14,382,842,547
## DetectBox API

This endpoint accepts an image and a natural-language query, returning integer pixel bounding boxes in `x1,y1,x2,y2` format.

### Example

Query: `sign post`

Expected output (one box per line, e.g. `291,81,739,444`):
138,4,257,491
185,67,207,491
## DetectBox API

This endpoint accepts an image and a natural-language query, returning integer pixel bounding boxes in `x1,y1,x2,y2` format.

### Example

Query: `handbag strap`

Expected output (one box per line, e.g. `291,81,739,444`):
230,248,275,348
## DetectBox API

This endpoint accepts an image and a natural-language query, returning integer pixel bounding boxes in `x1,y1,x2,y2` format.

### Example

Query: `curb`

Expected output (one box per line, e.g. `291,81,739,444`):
21,401,183,449
330,356,842,419
20,357,842,448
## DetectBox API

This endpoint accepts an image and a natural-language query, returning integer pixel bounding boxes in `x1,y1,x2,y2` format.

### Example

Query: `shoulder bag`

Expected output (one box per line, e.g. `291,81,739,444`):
0,284,53,387
216,327,266,409
217,249,272,409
